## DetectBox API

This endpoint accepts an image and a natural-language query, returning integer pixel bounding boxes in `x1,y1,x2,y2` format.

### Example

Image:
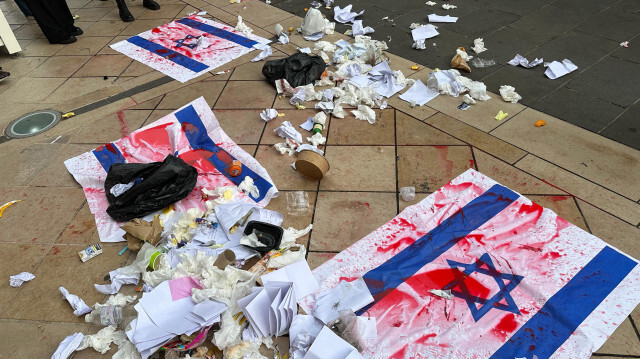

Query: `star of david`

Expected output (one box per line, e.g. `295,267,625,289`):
443,253,523,322
174,34,199,49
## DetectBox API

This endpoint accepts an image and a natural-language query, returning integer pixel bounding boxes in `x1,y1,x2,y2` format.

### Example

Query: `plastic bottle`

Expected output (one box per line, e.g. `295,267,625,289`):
90,304,137,329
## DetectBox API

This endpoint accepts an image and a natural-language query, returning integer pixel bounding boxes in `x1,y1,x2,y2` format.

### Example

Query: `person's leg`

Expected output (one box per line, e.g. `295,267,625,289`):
115,0,134,22
143,0,160,10
13,0,32,17
22,0,77,44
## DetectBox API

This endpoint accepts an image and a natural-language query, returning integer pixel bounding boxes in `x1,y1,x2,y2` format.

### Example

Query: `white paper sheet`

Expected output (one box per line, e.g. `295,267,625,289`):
239,282,296,337
261,260,319,300
303,326,361,359
334,5,364,24
274,121,304,144
351,20,374,36
251,44,272,62
94,269,139,295
300,117,315,132
52,332,85,359
411,24,439,42
507,54,543,68
428,14,458,22
399,79,439,106
311,278,374,324
545,59,578,79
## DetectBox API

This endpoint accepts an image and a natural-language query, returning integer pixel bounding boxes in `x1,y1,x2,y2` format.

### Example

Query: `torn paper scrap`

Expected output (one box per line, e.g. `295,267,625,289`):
305,326,362,358
300,117,315,132
260,109,278,122
261,260,319,300
312,278,374,323
499,85,522,103
442,4,456,9
250,44,272,62
59,287,92,316
350,20,374,36
472,38,487,54
274,121,303,144
52,332,85,359
334,5,364,24
9,272,35,287
399,79,439,106
507,54,543,68
545,59,578,79
428,14,458,22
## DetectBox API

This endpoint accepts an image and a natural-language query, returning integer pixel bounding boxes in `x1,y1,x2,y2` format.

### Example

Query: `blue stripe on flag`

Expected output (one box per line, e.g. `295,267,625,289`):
491,246,637,358
126,35,209,73
176,18,259,49
174,105,273,202
92,143,125,172
358,184,519,314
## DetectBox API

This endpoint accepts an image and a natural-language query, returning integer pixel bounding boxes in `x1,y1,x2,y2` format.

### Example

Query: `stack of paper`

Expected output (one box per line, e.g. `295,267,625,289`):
238,281,297,339
261,260,319,300
126,277,226,359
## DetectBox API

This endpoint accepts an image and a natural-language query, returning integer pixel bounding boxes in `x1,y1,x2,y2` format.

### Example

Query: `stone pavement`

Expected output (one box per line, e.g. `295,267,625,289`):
270,0,640,150
0,0,639,357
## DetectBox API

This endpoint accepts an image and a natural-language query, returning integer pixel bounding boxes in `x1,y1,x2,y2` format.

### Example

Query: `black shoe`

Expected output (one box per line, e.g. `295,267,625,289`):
143,0,160,10
56,36,77,44
116,0,135,22
70,27,83,36
0,70,10,82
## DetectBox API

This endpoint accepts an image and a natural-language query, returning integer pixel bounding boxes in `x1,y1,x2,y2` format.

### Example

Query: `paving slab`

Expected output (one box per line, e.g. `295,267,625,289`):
600,103,640,151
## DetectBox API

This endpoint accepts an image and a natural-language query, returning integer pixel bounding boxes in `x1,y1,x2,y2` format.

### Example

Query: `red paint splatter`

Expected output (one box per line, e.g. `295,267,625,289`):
469,159,475,168
392,321,403,327
415,333,437,345
434,146,454,178
116,111,130,137
52,246,61,255
338,277,357,282
377,236,415,253
389,344,408,359
492,313,519,341
405,268,492,300
390,217,417,230
542,251,562,259
151,28,162,33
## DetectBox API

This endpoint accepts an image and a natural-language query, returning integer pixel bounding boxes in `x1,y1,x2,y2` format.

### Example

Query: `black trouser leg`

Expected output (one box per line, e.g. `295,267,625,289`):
22,0,75,43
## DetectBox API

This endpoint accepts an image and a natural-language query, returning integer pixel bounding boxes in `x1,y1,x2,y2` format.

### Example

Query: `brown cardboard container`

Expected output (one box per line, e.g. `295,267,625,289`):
295,150,330,180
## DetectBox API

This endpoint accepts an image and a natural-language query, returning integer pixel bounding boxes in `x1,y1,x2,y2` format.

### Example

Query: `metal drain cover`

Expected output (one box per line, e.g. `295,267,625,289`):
5,109,62,139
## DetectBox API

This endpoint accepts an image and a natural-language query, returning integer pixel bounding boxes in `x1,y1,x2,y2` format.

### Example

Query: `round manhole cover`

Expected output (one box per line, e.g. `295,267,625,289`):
5,110,62,139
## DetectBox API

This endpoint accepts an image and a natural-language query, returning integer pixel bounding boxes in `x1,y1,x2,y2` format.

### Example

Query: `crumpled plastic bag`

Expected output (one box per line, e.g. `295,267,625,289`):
301,8,334,37
499,85,522,103
104,155,198,222
263,53,327,88
352,105,376,124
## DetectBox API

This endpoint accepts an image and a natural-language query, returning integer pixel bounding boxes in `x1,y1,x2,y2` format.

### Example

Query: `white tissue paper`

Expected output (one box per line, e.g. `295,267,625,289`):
77,326,124,354
235,16,253,37
442,3,456,9
351,105,376,124
411,25,438,51
238,177,260,198
250,44,272,62
507,54,543,68
307,133,327,146
9,272,35,287
499,85,522,103
463,94,476,105
59,286,92,316
260,109,278,122
471,38,487,54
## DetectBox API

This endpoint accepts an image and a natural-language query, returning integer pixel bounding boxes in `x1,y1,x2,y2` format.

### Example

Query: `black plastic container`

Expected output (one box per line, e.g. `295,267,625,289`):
242,221,284,254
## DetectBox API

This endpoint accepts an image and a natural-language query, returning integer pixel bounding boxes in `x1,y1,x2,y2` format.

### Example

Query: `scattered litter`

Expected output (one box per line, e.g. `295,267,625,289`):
298,47,311,54
399,79,439,106
250,44,272,62
286,191,311,216
305,326,362,358
400,187,416,201
535,119,547,127
508,54,543,68
470,57,496,68
351,105,376,124
72,14,79,20
275,24,289,44
620,41,629,47
463,94,476,105
301,8,335,39
235,15,253,36
9,272,35,287
442,4,456,9
428,14,458,23
411,24,439,50
62,112,75,118
260,108,279,122
122,217,162,252
451,48,471,72
307,132,327,146
458,102,470,110
274,121,303,144
349,20,374,36
425,1,436,5
499,85,522,103
411,65,420,70
52,332,84,359
545,59,578,79
312,278,373,324
429,289,454,299
495,110,509,121
471,38,487,54
59,286,92,316
334,4,364,24
0,200,20,218
78,243,103,262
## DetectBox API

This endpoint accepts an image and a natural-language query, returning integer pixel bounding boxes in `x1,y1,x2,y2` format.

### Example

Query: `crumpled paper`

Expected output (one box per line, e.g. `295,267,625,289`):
235,16,253,37
250,44,272,62
334,4,364,24
307,132,327,146
471,38,487,54
52,332,85,359
260,108,278,122
121,216,163,252
274,121,303,144
9,272,35,287
351,105,376,124
59,286,92,316
238,177,260,198
274,142,297,156
349,20,374,36
499,85,522,103
507,54,543,68
77,326,124,354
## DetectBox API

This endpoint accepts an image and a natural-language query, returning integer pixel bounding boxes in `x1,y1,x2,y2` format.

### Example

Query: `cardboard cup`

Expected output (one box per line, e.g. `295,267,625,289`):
213,249,236,269
295,150,330,180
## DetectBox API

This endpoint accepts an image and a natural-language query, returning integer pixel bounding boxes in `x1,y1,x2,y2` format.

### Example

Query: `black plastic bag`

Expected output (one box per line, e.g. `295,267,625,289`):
104,155,198,222
262,53,326,88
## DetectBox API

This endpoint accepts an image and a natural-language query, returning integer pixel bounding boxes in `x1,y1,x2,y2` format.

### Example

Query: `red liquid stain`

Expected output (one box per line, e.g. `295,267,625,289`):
390,218,417,230
389,344,408,359
392,321,403,327
434,146,454,178
415,333,437,345
406,268,491,300
469,159,475,168
31,238,37,243
542,251,562,259
492,313,519,341
520,308,530,315
52,246,61,255
547,195,569,202
116,111,130,138
357,201,371,209
338,277,357,282
181,122,198,134
377,236,415,254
